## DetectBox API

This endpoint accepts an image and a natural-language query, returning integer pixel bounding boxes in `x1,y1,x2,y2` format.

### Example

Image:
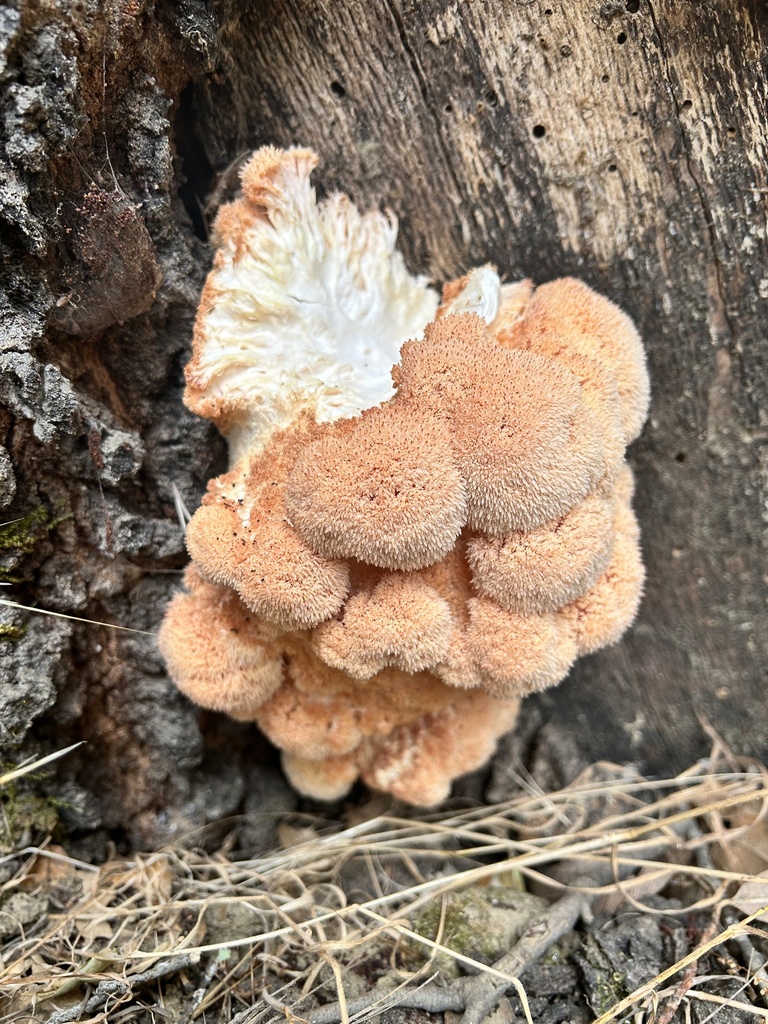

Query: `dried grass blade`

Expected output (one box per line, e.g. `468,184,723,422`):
591,902,768,1024
0,743,84,787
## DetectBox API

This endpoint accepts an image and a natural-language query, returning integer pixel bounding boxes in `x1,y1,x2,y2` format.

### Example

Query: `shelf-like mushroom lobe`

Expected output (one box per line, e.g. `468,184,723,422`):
159,146,650,805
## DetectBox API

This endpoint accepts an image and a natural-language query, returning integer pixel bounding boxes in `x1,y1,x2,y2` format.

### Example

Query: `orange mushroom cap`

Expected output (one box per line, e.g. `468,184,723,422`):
160,146,651,806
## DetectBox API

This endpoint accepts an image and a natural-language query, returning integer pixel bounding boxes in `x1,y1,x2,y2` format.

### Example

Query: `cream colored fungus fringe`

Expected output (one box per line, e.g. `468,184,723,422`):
2,737,768,1024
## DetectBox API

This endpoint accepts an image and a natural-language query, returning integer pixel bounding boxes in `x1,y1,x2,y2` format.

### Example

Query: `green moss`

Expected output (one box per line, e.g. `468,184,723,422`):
581,936,629,1014
0,786,60,850
594,971,627,1014
543,930,581,965
403,884,545,977
0,622,26,641
414,889,497,962
0,506,50,561
0,754,68,850
0,506,70,640
543,943,565,965
0,505,68,584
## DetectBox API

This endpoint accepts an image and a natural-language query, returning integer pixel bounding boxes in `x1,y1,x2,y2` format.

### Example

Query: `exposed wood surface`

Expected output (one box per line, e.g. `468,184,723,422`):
198,0,767,769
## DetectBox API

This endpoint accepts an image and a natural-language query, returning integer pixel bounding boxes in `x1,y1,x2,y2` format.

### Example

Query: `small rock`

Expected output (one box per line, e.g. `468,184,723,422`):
409,883,548,977
0,444,16,508
0,891,47,939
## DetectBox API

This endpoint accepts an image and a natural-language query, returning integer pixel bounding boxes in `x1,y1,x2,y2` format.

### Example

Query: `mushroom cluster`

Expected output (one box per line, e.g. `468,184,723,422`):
159,147,650,805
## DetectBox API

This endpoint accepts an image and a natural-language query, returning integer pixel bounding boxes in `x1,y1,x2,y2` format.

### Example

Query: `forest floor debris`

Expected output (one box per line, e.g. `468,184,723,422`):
2,739,768,1024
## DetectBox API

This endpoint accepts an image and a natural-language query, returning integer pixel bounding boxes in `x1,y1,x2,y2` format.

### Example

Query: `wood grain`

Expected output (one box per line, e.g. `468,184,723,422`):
197,0,768,769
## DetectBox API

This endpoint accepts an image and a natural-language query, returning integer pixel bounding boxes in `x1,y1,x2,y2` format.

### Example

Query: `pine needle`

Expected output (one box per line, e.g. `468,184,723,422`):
0,743,84,787
0,597,158,635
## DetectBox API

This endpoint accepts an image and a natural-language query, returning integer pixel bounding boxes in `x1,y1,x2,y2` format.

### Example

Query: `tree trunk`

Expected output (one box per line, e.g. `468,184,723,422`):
1,0,765,848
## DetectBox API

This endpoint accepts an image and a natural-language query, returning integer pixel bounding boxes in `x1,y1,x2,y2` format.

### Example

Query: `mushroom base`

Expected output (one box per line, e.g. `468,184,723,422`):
159,567,520,805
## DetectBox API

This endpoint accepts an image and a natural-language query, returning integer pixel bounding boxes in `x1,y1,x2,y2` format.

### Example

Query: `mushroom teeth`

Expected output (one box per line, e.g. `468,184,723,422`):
285,403,466,571
563,468,645,655
465,598,578,699
396,313,609,534
466,490,616,615
158,567,284,719
185,474,350,632
498,276,650,445
451,348,606,535
312,574,453,679
161,145,650,808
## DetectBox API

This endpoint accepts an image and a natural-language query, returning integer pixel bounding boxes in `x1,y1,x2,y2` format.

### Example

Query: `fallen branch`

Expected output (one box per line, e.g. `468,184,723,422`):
690,817,768,998
42,953,199,1024
308,985,466,1022
459,889,590,1024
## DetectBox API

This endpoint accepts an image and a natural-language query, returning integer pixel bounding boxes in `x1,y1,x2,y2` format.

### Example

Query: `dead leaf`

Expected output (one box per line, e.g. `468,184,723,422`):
140,855,174,905
23,845,78,889
708,797,768,875
277,821,319,849
731,870,768,922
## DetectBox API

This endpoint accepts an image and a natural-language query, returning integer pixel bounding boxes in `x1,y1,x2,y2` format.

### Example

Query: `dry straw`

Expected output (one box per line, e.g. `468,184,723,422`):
1,741,767,1023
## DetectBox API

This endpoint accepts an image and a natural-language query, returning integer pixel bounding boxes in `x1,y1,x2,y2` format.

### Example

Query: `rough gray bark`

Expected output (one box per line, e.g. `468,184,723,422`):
1,0,765,847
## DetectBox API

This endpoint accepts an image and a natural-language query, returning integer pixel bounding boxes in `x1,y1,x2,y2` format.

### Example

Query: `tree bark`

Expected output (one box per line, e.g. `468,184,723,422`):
1,0,765,847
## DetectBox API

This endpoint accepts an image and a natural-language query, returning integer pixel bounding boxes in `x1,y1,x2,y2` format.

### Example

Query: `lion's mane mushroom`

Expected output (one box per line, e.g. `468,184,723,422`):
159,146,650,805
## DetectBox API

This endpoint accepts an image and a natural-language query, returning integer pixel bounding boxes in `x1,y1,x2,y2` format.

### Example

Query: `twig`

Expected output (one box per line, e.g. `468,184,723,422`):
227,1006,265,1024
686,989,768,1020
655,912,720,1024
591,901,768,1024
722,907,768,997
309,887,593,1024
309,985,466,1023
182,953,221,1023
691,816,768,997
42,953,199,1024
459,889,590,1024
259,988,305,1023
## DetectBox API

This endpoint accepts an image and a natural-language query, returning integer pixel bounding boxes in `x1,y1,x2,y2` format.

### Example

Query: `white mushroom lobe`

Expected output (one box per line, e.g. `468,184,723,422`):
192,151,439,462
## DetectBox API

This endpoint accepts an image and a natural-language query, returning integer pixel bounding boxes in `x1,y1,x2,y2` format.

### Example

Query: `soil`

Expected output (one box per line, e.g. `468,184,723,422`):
2,720,766,1024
